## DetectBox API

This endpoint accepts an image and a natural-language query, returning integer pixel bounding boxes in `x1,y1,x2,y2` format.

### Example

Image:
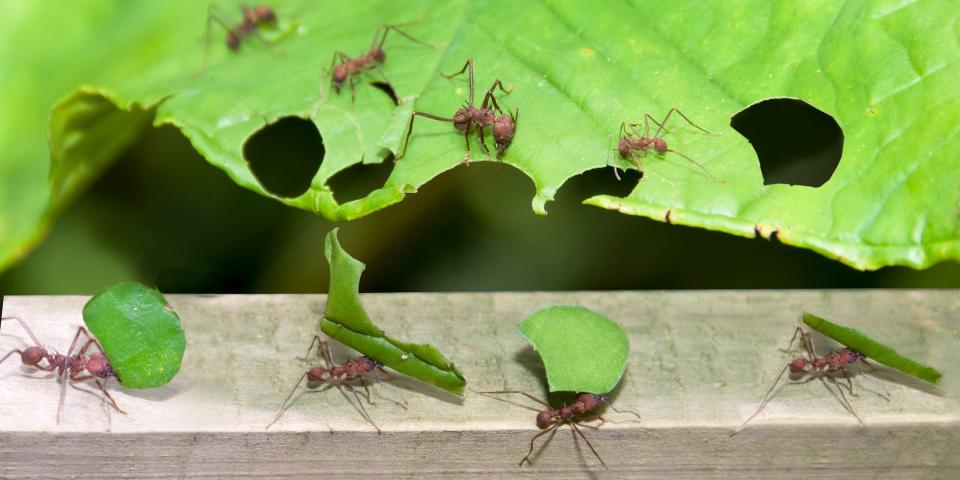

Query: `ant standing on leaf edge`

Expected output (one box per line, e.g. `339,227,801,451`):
474,388,641,468
266,335,407,434
397,58,518,165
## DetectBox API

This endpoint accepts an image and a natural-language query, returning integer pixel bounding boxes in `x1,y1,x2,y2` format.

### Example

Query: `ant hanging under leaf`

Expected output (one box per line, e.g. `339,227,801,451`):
397,58,518,164
0,317,125,424
476,389,640,467
266,336,406,433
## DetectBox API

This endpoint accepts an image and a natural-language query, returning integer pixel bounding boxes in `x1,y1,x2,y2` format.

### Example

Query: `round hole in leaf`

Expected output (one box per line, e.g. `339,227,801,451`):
328,157,394,204
243,116,324,198
731,98,843,187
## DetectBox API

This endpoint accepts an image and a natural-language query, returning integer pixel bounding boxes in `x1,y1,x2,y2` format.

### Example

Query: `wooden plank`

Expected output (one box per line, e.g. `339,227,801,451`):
0,291,958,479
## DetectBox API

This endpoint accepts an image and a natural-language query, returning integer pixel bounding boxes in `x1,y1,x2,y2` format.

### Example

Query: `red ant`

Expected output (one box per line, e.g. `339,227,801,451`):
203,4,280,70
328,24,432,103
476,389,640,467
397,58,518,164
617,108,718,181
731,324,890,435
266,336,405,433
0,316,125,423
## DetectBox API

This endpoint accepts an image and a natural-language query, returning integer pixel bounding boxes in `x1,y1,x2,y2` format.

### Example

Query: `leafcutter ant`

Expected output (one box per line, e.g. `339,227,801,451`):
202,4,280,70
397,58,518,164
731,323,890,435
476,389,640,467
617,108,718,180
328,24,432,103
266,336,405,433
0,316,125,423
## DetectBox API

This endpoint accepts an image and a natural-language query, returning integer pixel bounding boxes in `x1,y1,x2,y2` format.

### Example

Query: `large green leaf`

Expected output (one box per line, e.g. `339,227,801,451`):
82,282,186,389
518,306,629,394
321,229,466,395
802,312,942,385
7,0,959,271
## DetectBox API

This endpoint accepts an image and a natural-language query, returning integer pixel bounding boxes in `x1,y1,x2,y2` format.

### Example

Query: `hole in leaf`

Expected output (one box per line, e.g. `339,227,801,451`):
370,81,399,106
731,98,843,187
243,116,324,198
328,157,394,204
558,166,642,202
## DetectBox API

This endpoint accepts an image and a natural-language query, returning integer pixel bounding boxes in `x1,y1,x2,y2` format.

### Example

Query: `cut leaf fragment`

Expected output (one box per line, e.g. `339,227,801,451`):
518,306,629,394
321,229,466,395
82,282,186,389
802,312,942,385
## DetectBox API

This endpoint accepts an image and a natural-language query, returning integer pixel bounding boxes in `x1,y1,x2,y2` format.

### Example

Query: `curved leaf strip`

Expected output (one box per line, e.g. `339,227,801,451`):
802,312,942,385
82,282,186,389
321,229,466,395
518,305,629,394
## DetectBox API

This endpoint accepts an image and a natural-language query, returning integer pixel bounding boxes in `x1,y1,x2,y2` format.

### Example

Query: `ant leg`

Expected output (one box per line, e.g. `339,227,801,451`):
373,368,408,408
319,340,336,371
462,124,473,164
838,368,859,398
75,376,125,415
298,335,324,362
643,114,671,138
250,29,283,57
660,108,714,136
442,58,474,106
397,111,454,160
821,376,864,425
665,148,719,181
779,326,806,354
339,383,382,434
570,421,607,468
609,405,642,421
377,24,434,50
266,372,309,429
0,316,43,346
478,126,492,159
473,390,551,408
730,364,790,436
0,349,23,367
519,422,561,467
857,360,891,400
203,6,235,72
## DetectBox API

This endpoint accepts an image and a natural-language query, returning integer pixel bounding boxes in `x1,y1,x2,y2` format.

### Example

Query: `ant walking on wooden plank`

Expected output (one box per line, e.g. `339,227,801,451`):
617,108,718,181
476,389,640,467
202,4,280,70
397,58,518,163
731,323,890,435
328,24,432,103
266,336,405,433
0,316,125,424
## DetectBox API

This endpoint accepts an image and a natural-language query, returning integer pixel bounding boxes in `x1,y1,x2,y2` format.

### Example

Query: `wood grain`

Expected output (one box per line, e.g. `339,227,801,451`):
0,291,958,479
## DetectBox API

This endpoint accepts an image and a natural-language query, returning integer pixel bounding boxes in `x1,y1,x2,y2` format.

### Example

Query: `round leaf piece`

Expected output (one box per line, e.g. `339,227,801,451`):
518,306,629,394
82,283,186,389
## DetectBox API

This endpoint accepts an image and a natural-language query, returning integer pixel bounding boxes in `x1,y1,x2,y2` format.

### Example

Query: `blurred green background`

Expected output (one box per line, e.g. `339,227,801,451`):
2,121,958,295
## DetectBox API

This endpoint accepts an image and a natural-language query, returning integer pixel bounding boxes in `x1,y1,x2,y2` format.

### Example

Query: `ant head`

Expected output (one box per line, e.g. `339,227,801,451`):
357,357,379,372
617,137,633,158
227,32,241,51
307,366,326,382
493,113,516,156
87,353,115,378
788,357,807,373
369,48,386,64
253,6,277,24
536,411,553,429
21,346,45,366
838,348,863,365
652,137,668,153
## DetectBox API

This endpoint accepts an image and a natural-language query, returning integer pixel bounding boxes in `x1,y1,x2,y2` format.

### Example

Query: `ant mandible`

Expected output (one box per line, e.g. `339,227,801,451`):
266,336,405,433
329,24,432,103
397,58,518,164
0,316,125,424
731,323,891,435
476,389,640,467
617,108,718,180
202,4,280,70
